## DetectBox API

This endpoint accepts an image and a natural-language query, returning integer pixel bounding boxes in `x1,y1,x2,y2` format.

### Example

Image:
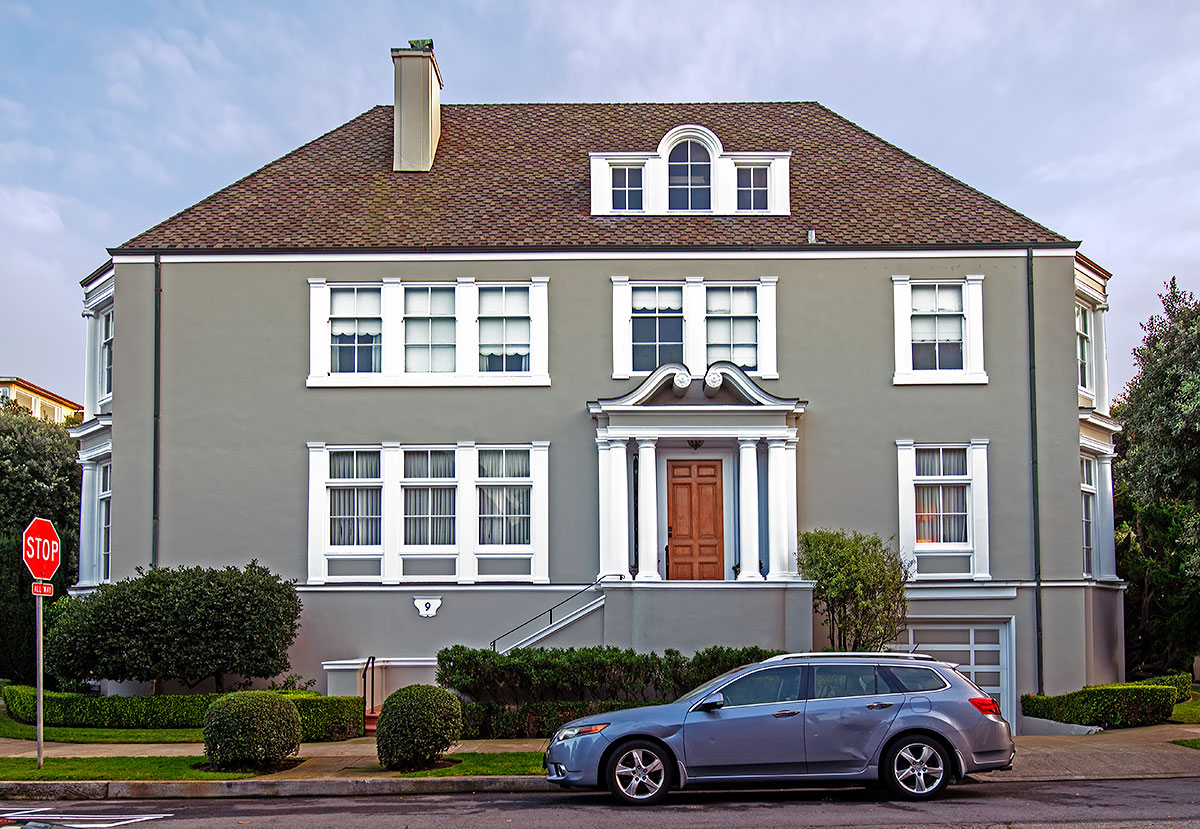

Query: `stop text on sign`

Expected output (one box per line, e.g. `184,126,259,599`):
25,536,59,562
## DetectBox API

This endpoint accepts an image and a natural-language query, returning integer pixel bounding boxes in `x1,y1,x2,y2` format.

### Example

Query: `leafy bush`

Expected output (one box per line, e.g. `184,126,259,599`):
1125,672,1194,705
45,562,301,692
436,644,784,704
1021,684,1176,728
203,691,301,769
460,699,665,739
376,685,462,770
1,684,363,741
3,683,221,728
291,695,364,741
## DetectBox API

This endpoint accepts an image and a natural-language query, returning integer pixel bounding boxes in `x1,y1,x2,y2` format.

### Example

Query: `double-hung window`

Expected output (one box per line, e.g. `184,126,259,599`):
1081,455,1096,576
99,308,114,398
98,461,111,582
403,449,456,546
330,287,382,373
1076,303,1093,392
612,166,644,211
478,286,531,372
404,286,456,373
706,286,758,370
892,275,986,384
897,440,990,579
328,449,382,547
736,165,768,211
631,286,685,371
614,277,778,378
478,448,532,546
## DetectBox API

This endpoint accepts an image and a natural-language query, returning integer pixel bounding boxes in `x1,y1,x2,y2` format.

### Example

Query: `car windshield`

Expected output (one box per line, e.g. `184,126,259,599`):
674,665,750,703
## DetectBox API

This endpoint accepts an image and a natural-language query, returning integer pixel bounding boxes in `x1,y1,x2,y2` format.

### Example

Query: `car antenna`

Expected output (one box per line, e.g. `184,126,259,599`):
908,642,920,654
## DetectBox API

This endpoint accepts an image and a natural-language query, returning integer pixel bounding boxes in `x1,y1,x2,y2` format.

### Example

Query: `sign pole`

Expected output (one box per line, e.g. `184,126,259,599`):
35,591,43,769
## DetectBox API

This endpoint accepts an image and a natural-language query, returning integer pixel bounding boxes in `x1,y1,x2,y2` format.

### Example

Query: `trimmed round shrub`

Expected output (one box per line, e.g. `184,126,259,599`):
203,691,301,769
376,684,462,771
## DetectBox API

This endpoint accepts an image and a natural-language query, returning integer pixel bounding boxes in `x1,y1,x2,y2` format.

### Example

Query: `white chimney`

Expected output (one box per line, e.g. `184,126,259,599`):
392,40,443,172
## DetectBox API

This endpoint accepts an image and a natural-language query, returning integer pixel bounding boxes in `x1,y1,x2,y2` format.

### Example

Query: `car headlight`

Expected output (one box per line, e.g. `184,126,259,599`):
555,723,608,742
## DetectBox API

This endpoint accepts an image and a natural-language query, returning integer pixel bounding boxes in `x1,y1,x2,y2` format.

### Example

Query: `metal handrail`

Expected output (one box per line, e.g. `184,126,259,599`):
490,574,624,651
361,655,376,712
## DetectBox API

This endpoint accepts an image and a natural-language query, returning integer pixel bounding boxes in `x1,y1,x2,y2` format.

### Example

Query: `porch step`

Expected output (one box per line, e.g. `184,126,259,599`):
365,706,381,736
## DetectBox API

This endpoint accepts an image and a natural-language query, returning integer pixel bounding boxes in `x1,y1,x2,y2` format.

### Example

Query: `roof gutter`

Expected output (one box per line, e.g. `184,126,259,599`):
1026,247,1045,695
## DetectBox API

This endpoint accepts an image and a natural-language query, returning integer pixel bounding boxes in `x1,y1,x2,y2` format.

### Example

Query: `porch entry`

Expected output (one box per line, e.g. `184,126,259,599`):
666,459,724,580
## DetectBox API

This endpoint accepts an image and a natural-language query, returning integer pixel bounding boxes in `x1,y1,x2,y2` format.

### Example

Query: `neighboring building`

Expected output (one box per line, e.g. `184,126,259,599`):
69,43,1122,727
1,377,82,424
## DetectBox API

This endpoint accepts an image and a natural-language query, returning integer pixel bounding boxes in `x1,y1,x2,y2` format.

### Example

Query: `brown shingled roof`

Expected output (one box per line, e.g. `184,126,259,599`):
117,102,1068,252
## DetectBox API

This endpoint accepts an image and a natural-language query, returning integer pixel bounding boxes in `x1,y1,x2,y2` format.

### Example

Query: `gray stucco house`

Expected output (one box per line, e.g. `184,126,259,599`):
70,43,1122,727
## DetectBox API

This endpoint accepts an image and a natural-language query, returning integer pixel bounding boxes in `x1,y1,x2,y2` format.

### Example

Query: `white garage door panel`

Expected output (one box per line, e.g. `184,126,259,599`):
891,622,1013,725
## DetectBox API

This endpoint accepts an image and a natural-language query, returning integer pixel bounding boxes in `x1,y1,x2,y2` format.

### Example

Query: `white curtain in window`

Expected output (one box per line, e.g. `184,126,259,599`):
915,484,940,542
942,448,967,476
941,485,967,543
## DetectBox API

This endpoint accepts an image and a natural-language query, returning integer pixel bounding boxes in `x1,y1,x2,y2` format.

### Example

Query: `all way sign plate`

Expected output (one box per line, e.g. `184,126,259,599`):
31,582,53,597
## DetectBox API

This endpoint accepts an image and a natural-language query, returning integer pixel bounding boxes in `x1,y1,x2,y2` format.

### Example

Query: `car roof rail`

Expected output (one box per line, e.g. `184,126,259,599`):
762,651,940,663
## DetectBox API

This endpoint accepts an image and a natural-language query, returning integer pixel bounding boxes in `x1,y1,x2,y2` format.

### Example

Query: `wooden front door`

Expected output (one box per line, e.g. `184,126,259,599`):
667,459,724,580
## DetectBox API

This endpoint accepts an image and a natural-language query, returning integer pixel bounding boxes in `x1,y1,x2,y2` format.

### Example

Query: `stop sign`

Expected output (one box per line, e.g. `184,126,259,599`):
22,518,60,581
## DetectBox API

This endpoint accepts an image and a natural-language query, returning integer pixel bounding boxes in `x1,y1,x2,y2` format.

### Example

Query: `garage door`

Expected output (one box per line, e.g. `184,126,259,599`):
891,623,1012,724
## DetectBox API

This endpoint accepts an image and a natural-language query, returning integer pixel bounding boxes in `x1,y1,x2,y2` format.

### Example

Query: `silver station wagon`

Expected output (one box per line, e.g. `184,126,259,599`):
545,652,1014,805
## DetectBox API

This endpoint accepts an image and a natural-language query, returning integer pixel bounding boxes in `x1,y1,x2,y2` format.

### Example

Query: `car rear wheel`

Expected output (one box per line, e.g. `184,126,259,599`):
883,736,950,800
605,740,670,806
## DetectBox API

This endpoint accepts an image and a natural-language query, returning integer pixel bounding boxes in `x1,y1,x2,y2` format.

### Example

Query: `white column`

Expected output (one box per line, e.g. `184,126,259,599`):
381,278,403,377
607,439,631,579
969,439,991,580
1097,453,1116,579
81,309,97,417
891,276,913,381
683,277,706,374
78,461,98,586
636,439,661,580
456,277,476,379
786,437,799,573
611,277,632,379
738,438,763,580
530,441,551,583
963,274,986,377
307,279,329,380
306,441,327,584
454,441,478,584
529,277,550,380
1095,305,1111,416
766,439,790,580
758,277,779,378
596,436,612,579
381,442,403,584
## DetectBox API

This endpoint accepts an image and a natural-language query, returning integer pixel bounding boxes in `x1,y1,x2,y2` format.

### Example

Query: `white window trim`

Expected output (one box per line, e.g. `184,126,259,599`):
77,439,113,587
612,276,778,380
892,275,987,385
307,440,549,585
307,277,550,387
82,274,115,418
590,125,790,216
896,439,990,580
1076,300,1095,398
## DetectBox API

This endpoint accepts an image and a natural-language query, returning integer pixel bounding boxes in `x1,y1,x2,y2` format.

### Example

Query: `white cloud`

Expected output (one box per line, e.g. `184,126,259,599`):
0,96,30,132
0,138,53,165
0,184,64,234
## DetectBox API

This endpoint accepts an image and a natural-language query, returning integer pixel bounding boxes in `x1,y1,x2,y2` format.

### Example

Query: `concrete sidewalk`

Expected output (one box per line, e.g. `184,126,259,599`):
2,724,1199,799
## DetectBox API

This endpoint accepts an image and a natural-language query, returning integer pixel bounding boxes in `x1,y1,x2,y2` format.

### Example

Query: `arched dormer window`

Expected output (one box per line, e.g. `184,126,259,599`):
668,141,711,210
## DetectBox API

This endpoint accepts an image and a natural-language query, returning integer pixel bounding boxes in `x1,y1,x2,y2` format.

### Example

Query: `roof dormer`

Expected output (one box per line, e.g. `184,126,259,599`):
590,124,790,216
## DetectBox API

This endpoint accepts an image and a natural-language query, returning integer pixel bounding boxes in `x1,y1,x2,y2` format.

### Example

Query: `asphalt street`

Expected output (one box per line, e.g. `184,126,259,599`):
5,777,1200,828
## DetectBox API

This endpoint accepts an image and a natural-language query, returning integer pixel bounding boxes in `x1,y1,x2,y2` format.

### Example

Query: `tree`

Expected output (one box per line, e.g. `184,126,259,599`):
1116,278,1200,549
0,401,80,683
797,528,911,651
1113,485,1200,675
46,562,302,692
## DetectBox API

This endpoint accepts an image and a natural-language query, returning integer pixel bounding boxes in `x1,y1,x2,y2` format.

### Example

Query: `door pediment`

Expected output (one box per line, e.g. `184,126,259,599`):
588,362,806,420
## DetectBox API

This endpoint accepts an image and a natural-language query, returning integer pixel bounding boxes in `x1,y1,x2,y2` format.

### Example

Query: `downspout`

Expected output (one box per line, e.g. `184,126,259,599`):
1026,248,1045,695
151,254,161,568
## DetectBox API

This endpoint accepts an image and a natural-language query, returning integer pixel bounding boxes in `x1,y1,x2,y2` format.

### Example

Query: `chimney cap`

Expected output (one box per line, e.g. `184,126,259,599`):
391,41,443,88
408,38,434,51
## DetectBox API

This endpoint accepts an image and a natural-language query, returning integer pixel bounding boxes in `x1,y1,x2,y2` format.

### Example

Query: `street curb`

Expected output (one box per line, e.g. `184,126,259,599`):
0,776,558,800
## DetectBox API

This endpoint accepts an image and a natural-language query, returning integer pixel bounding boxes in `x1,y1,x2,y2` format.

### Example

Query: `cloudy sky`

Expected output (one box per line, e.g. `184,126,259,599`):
1,0,1196,401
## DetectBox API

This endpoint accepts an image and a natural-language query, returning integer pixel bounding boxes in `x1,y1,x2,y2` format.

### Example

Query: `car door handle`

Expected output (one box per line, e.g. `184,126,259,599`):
772,710,801,718
866,702,894,710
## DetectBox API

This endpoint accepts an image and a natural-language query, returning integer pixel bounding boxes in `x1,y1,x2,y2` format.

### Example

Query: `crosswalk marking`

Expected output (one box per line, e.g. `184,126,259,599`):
0,807,173,827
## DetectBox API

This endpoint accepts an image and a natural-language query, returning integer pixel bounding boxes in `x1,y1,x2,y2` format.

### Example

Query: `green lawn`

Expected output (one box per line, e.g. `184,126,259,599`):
1171,692,1200,725
394,752,544,778
0,756,249,781
0,709,203,744
1172,738,1200,751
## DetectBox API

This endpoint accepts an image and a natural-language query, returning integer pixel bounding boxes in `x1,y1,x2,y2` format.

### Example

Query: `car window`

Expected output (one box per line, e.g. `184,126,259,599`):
676,665,749,703
812,664,877,699
718,666,803,707
884,666,948,693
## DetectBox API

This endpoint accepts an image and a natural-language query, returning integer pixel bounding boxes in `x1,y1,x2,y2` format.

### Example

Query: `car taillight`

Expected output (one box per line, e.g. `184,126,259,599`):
969,697,1002,716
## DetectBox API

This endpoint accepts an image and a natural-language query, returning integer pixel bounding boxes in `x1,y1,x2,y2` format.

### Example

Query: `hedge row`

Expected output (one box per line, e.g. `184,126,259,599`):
1,685,363,741
436,645,785,704
1021,684,1176,729
1122,672,1193,705
461,699,665,739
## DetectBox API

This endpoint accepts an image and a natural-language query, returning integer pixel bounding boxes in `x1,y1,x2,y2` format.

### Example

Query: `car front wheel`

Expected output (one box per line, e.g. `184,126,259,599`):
605,740,670,806
883,736,950,800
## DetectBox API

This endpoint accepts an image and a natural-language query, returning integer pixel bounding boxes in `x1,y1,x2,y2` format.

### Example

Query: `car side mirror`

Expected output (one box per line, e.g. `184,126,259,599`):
697,692,725,711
